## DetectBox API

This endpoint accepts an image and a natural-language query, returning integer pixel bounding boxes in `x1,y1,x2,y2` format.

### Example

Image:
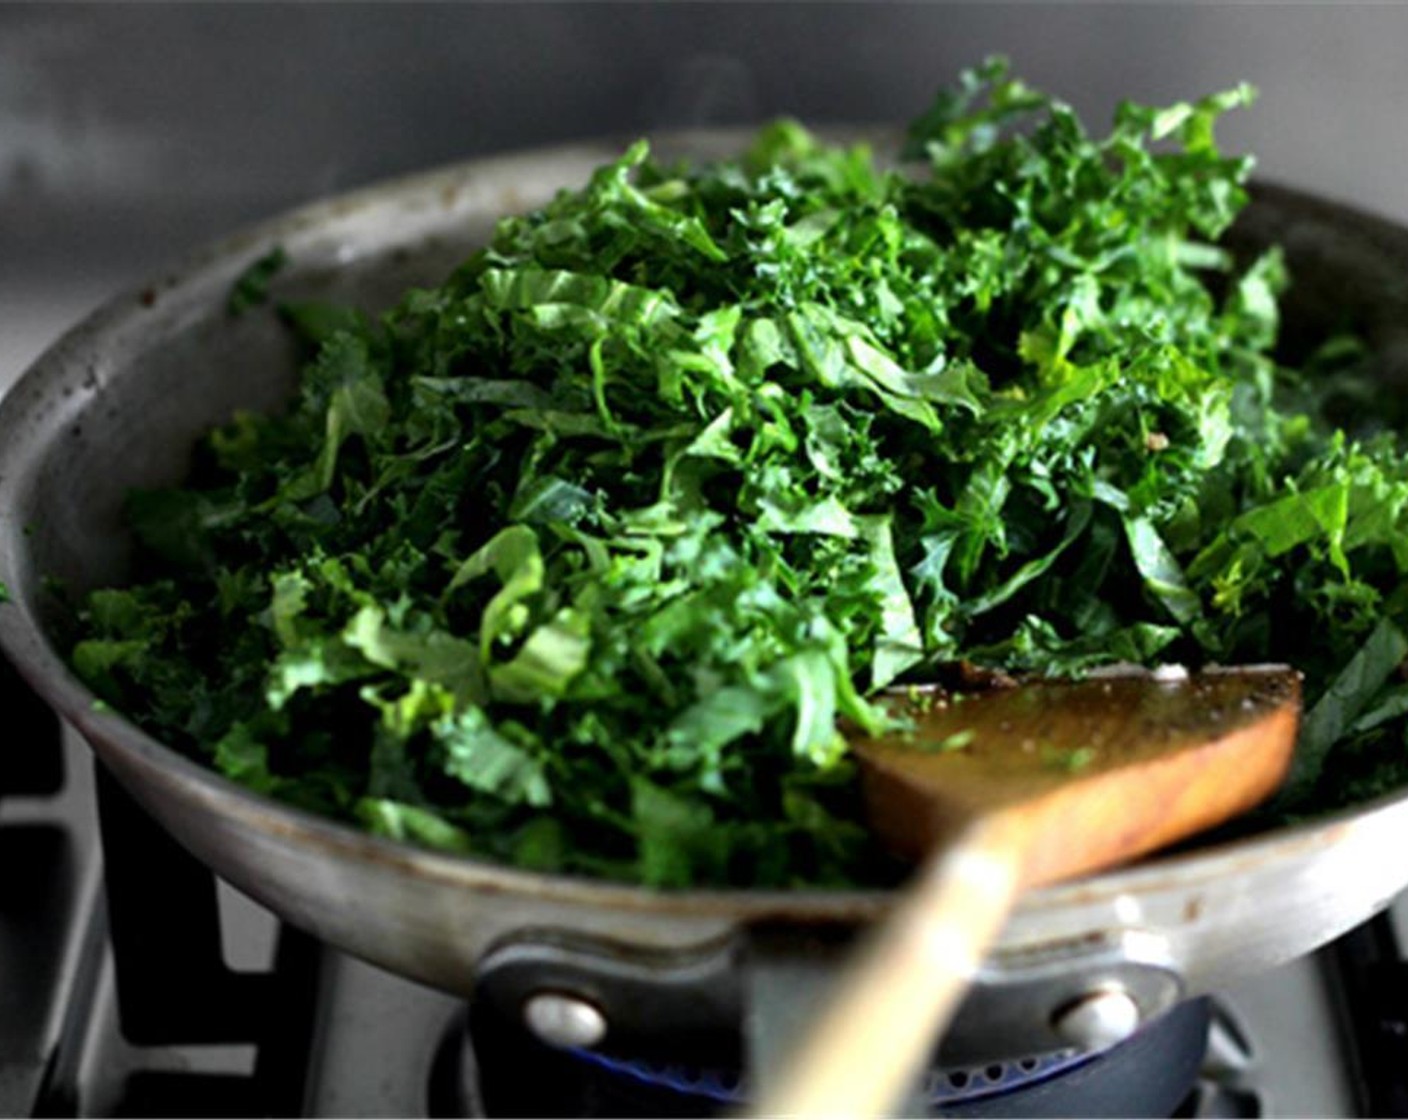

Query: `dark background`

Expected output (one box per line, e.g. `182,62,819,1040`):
5,2,1408,383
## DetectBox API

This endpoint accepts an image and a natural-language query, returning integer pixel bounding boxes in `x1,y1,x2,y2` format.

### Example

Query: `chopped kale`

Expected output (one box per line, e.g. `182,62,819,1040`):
227,246,289,316
72,60,1408,887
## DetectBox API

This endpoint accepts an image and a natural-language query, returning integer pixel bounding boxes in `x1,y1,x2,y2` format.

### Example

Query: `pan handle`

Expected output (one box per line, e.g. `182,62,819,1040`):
467,920,1183,1111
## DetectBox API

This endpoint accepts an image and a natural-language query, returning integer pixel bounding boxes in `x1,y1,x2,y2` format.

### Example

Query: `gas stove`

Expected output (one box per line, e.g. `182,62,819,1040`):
2,650,1404,1119
13,7,1408,1114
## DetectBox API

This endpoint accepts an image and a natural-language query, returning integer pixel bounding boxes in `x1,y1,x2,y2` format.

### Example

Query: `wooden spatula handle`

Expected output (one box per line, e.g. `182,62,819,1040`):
755,814,1027,1118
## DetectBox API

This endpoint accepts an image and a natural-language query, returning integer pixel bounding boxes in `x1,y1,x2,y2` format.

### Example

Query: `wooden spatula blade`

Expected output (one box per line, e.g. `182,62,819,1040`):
854,665,1301,884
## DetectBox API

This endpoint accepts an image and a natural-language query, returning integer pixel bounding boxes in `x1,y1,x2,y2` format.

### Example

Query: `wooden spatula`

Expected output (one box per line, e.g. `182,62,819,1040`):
756,665,1301,1118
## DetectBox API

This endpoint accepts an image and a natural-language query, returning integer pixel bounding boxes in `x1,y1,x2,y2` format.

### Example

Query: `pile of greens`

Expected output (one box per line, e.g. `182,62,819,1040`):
72,60,1408,887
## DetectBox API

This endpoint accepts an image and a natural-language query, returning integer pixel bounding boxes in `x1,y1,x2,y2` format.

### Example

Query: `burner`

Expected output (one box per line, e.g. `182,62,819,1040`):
432,992,1211,1118
566,1045,1096,1109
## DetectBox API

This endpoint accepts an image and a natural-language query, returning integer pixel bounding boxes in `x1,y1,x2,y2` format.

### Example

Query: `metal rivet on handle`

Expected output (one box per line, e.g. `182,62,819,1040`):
1050,987,1142,1051
522,991,608,1050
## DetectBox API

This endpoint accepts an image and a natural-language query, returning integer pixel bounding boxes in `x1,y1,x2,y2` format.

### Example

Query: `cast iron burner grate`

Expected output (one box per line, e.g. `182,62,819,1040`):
435,993,1211,1118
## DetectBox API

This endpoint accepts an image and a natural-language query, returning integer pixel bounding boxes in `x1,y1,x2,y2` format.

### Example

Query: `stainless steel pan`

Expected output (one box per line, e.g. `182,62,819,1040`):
4,131,1408,1070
